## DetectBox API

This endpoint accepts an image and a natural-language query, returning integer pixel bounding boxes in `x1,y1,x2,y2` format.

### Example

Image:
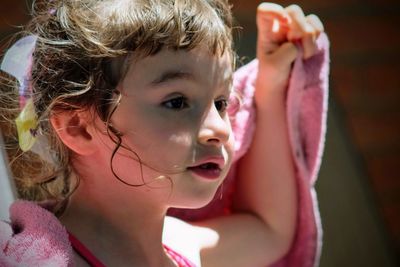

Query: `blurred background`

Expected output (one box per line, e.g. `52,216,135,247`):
1,1,399,266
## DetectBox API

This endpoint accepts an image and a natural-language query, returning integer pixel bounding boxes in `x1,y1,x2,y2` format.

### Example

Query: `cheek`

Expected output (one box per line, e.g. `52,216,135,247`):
123,128,195,172
112,101,216,172
225,119,235,158
226,132,235,167
168,133,193,152
102,130,194,186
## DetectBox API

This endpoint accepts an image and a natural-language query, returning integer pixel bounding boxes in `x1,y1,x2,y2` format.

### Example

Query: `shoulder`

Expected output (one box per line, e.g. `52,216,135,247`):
163,216,218,267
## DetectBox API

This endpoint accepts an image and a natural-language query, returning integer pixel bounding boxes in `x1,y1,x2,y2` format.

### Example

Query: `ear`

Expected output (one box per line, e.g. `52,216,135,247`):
50,110,98,155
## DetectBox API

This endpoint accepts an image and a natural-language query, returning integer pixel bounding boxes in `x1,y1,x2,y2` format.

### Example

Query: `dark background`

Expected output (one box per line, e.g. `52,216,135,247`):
1,1,399,266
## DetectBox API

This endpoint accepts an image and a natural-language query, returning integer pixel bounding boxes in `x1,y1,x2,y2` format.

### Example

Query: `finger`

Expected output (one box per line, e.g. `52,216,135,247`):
257,42,298,92
306,14,324,35
302,15,324,59
257,3,290,58
272,42,298,66
263,42,298,68
285,4,310,41
286,5,319,59
257,2,290,25
257,3,289,42
301,23,317,59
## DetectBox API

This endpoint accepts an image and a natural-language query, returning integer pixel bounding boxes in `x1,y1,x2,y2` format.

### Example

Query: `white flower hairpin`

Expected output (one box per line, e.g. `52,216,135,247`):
1,35,53,163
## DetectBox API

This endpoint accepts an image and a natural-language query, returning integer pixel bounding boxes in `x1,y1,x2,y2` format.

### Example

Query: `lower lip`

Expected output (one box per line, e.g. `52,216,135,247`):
187,167,222,180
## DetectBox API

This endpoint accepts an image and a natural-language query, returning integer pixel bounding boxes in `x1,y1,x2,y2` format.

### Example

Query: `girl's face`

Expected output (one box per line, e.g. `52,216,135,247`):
97,47,235,209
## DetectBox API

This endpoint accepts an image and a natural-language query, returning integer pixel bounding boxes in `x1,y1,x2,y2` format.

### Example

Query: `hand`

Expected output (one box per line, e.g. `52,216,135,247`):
255,3,324,97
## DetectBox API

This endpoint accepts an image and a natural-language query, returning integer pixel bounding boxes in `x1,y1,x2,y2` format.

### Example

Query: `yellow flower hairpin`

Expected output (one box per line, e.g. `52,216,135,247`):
15,98,38,152
1,35,39,152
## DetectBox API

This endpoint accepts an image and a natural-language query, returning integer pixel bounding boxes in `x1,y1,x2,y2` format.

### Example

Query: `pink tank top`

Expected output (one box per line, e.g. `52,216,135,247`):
68,232,197,267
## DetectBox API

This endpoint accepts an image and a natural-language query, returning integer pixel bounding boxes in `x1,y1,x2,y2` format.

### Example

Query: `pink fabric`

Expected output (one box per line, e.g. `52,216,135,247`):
164,245,197,267
0,201,73,267
169,33,330,267
0,33,329,266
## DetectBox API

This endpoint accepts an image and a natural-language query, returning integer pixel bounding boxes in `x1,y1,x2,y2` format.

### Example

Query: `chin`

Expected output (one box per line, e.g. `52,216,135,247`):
169,184,222,209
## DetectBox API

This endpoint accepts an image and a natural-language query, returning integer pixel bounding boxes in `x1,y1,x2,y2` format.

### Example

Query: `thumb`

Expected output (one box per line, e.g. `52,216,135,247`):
260,41,298,69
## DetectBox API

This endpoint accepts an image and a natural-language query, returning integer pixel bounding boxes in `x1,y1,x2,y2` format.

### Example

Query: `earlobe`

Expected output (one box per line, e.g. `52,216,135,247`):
50,110,98,155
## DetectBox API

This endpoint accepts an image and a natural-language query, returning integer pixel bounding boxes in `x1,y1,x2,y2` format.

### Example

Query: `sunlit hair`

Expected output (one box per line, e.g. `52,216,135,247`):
0,0,235,215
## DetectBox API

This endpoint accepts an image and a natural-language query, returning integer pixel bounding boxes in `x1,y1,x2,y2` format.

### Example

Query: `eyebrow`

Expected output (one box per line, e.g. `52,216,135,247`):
151,70,195,85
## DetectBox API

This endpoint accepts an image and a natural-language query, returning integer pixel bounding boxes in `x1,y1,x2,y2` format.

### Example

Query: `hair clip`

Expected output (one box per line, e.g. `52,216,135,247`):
1,35,38,152
1,35,38,108
1,35,40,152
1,35,55,163
14,98,38,151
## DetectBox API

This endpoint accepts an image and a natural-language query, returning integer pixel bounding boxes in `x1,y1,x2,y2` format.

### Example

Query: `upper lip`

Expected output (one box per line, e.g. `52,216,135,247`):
188,156,225,169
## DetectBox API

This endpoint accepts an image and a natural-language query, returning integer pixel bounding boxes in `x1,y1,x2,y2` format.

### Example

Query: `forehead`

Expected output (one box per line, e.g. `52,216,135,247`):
122,47,233,88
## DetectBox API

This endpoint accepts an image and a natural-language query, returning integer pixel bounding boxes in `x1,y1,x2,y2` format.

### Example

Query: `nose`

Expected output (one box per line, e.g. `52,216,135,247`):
198,104,231,146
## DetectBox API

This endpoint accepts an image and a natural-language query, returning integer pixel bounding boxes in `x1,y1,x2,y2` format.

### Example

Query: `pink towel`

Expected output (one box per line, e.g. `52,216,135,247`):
0,201,73,266
0,33,329,267
169,33,330,267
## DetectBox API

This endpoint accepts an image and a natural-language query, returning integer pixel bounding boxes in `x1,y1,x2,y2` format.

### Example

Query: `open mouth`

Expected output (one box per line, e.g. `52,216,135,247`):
197,163,220,170
187,162,222,180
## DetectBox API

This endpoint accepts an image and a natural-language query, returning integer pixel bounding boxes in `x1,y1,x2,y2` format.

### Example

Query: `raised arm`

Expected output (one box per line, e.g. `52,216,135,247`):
194,3,324,267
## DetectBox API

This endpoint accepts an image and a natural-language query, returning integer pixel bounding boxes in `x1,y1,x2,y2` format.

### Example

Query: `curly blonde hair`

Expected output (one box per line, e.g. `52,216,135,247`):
0,0,235,215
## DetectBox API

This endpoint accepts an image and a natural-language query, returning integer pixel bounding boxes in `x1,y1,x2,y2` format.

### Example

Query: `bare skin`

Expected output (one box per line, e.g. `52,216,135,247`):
56,47,234,267
54,2,324,267
190,3,324,267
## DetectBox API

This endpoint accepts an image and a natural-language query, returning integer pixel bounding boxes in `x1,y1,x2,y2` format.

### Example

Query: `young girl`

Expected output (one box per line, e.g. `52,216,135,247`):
0,0,329,266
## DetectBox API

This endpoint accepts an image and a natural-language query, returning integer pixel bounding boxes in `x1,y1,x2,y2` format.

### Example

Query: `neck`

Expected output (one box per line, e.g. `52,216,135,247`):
60,177,174,267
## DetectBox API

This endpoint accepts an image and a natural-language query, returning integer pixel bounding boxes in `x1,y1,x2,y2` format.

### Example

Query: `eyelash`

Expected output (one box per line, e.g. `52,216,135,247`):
162,96,189,110
162,96,229,113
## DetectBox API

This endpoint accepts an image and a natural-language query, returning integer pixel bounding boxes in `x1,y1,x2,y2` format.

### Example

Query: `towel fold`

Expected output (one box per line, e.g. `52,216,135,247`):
0,201,73,267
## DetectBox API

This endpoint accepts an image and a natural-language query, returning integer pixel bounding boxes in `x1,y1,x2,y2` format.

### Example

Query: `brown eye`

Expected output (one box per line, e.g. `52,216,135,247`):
163,96,189,110
214,99,228,113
